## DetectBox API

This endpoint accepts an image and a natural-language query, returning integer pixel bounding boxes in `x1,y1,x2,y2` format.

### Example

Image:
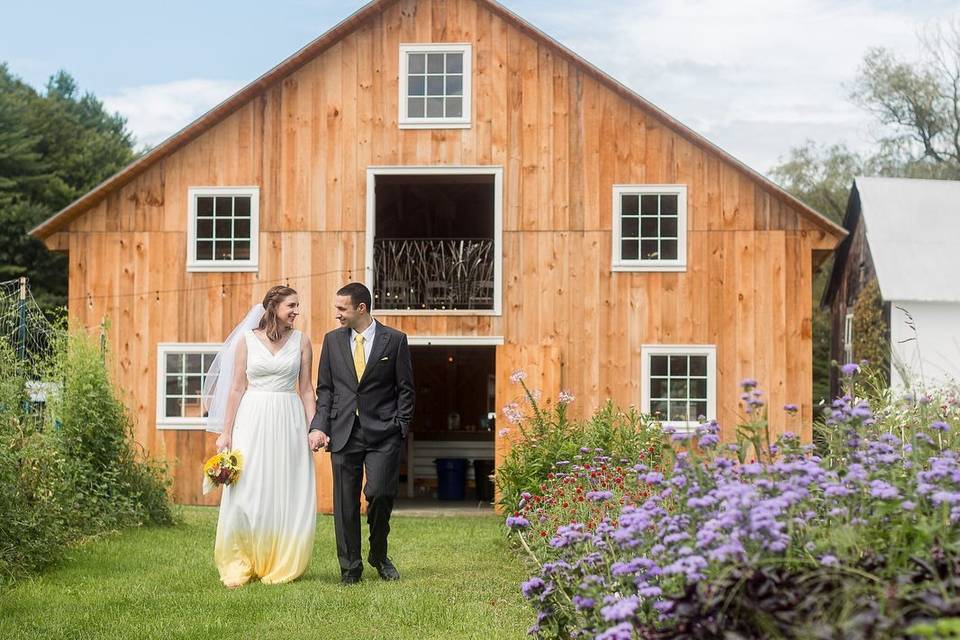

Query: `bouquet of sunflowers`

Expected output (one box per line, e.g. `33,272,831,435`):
203,449,244,495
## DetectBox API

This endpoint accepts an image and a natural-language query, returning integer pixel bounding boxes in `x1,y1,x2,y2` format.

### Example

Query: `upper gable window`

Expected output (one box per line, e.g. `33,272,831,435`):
187,187,259,272
612,185,687,272
399,44,471,129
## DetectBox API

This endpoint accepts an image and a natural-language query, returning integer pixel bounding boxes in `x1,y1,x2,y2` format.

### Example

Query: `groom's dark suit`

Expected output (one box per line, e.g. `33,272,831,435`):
310,320,414,579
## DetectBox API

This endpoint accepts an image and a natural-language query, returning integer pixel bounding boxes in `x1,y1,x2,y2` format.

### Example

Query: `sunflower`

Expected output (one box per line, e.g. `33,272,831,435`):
202,449,244,495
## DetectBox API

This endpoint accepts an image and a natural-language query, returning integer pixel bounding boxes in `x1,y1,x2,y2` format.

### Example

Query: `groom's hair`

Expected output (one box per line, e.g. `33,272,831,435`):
338,282,372,312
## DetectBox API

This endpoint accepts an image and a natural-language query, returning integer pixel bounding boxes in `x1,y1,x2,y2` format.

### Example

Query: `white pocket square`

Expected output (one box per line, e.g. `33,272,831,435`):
380,356,389,361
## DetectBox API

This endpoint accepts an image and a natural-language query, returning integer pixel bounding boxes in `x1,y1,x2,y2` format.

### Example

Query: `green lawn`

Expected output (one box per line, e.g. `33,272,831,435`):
0,507,531,640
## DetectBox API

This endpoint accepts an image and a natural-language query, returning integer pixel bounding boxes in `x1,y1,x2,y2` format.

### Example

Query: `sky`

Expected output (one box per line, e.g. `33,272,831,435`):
2,0,958,173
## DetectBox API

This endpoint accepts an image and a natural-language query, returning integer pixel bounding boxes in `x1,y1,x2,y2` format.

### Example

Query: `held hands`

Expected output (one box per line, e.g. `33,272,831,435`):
308,430,330,452
215,432,232,451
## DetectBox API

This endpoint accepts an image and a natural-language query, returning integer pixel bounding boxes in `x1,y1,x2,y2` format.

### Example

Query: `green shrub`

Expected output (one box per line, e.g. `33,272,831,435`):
0,342,69,585
495,375,668,513
0,330,174,588
45,332,174,532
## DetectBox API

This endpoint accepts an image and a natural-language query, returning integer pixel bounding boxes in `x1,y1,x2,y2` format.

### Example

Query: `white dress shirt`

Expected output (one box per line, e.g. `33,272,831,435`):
351,318,377,365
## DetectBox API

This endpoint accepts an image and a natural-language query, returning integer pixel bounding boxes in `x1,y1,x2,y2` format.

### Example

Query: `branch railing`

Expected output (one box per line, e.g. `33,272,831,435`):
373,238,495,310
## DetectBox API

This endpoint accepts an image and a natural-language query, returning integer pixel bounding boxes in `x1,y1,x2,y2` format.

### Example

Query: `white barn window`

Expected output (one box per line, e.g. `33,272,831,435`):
612,185,687,272
399,44,471,129
187,187,259,272
641,345,716,432
156,343,220,429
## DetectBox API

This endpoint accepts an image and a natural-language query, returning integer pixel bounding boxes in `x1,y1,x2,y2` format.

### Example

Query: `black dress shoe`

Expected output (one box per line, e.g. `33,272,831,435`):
340,574,361,585
370,557,400,581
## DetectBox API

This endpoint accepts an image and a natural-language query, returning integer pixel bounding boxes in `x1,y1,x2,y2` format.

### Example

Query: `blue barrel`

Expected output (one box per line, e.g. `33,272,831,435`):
435,458,468,500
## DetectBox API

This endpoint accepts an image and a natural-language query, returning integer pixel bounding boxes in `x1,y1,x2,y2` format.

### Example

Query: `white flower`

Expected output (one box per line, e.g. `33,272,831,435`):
502,402,523,424
558,390,575,405
510,369,527,384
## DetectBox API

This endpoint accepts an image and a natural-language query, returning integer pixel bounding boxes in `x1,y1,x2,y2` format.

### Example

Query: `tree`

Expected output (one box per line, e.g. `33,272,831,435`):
0,64,137,313
769,142,863,224
770,19,960,407
851,18,960,178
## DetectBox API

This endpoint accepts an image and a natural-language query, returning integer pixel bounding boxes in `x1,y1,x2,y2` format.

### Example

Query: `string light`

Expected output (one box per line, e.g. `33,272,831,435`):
64,267,357,303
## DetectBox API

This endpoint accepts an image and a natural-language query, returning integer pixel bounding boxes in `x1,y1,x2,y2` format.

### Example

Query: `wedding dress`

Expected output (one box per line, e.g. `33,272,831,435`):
214,329,316,586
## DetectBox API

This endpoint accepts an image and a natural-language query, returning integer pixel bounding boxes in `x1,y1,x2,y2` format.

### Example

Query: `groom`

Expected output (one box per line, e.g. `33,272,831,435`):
308,282,415,584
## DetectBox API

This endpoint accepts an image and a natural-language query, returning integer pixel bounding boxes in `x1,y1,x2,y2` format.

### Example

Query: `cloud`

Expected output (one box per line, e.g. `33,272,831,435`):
514,0,955,171
102,79,244,149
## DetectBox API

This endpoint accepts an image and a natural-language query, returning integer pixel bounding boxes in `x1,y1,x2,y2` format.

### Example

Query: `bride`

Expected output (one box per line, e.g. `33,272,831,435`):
203,285,326,587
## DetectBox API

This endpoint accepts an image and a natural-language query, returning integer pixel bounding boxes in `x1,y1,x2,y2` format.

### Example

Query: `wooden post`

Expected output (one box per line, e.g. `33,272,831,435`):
17,277,27,361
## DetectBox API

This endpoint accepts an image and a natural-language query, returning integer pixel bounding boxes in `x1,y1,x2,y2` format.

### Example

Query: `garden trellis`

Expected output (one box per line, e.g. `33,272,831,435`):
0,278,59,374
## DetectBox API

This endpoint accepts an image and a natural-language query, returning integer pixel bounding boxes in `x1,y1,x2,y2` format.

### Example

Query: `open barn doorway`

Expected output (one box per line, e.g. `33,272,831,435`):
395,341,498,512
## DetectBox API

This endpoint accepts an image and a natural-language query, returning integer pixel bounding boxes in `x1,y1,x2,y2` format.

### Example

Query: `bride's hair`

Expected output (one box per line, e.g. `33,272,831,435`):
258,285,298,342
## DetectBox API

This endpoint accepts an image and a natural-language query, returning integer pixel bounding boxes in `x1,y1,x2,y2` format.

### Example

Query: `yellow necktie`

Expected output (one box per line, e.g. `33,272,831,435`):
354,334,366,382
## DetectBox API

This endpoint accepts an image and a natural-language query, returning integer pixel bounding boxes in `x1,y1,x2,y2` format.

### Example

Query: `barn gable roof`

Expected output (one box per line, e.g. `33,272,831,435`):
848,176,960,303
31,0,846,242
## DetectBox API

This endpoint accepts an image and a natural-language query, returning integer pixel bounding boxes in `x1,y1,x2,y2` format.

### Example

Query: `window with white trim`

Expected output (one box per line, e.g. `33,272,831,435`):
156,344,220,429
843,312,854,363
641,345,716,431
399,44,471,128
613,185,687,271
187,187,259,272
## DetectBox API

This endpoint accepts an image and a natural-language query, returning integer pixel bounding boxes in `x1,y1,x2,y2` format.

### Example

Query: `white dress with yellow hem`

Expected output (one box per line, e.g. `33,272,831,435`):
214,329,316,586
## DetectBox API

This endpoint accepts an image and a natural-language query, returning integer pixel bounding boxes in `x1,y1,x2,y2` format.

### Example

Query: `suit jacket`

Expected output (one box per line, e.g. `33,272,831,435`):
309,321,415,452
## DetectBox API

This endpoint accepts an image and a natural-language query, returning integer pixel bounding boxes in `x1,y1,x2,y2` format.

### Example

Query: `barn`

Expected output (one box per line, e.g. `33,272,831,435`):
825,177,960,395
30,0,846,509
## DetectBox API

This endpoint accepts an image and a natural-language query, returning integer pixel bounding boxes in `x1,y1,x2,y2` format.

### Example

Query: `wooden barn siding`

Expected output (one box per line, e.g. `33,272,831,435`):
63,0,819,504
828,210,878,397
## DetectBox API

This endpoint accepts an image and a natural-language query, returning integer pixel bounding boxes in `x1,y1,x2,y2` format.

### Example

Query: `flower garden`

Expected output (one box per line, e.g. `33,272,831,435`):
498,368,960,639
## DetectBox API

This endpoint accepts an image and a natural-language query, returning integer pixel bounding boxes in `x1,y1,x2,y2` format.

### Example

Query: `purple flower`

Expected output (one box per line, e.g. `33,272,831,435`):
520,577,545,598
638,585,662,598
698,433,720,449
930,491,960,506
869,480,899,500
600,595,639,622
820,554,839,566
741,378,759,390
784,404,799,413
506,515,529,530
597,623,634,640
550,523,587,549
931,421,950,432
587,490,614,502
663,554,708,582
644,472,665,485
572,595,595,610
901,500,916,511
840,363,860,377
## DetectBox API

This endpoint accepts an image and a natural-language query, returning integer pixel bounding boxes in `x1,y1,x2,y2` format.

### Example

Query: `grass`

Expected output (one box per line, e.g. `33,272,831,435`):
0,507,531,640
